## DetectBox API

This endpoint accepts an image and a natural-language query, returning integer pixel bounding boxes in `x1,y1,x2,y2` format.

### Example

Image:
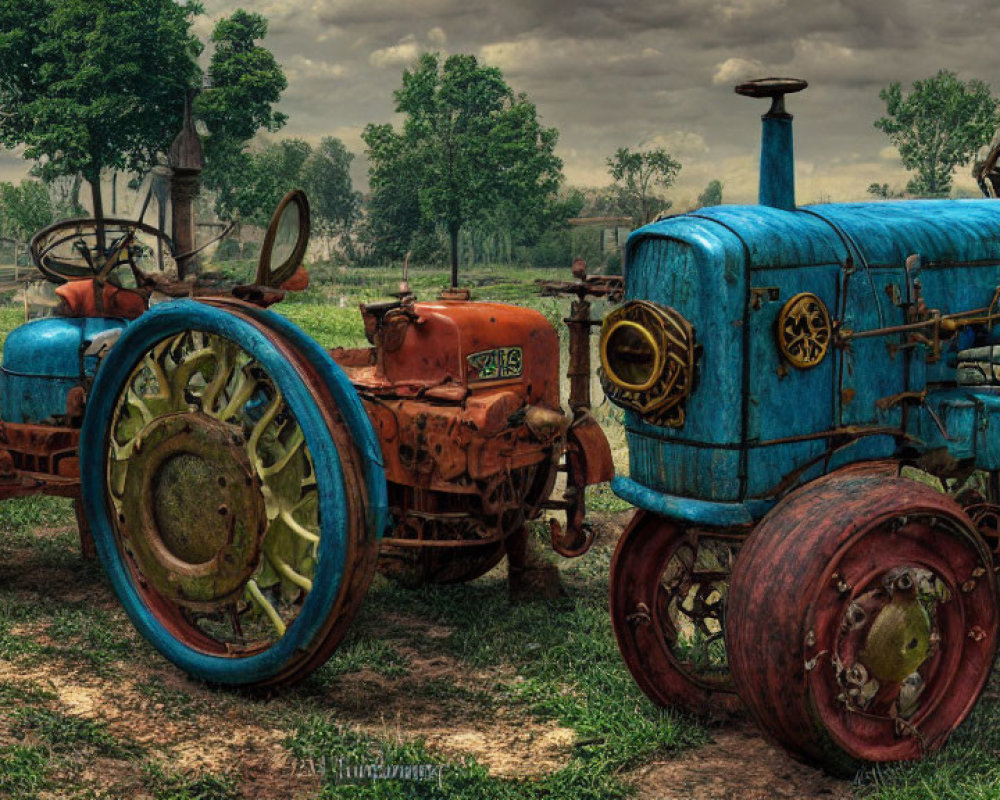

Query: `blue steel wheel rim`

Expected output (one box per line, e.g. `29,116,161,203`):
81,300,369,684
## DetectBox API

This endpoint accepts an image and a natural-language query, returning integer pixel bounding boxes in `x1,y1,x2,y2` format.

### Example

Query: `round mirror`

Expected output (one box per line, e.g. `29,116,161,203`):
255,190,310,288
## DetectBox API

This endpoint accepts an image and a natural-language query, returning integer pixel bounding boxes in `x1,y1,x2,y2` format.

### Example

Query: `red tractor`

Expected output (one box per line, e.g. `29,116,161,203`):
6,190,614,687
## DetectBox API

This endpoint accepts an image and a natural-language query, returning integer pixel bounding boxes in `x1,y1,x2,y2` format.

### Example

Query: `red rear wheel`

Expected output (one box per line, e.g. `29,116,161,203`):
727,473,998,775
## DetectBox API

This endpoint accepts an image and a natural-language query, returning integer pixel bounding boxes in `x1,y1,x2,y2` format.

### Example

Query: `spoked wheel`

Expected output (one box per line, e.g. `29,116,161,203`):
610,511,743,715
81,300,387,687
727,473,998,775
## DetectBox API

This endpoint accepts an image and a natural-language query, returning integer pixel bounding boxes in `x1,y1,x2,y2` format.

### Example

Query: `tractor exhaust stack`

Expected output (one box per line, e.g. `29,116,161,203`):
735,78,808,211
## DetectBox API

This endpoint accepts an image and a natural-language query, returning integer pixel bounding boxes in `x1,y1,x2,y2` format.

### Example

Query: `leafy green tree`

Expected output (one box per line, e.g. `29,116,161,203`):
362,52,563,280
361,122,435,262
197,9,288,220
0,2,287,243
215,139,309,229
607,147,681,227
697,179,723,207
301,137,362,242
867,182,902,199
0,180,53,241
0,0,203,243
874,70,1000,197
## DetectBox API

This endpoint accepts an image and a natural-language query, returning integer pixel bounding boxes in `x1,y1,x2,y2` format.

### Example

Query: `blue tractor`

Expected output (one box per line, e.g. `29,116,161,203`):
602,78,1000,773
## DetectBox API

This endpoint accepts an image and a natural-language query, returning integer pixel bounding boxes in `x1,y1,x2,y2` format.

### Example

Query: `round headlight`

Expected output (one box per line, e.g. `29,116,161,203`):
599,301,696,428
601,320,664,391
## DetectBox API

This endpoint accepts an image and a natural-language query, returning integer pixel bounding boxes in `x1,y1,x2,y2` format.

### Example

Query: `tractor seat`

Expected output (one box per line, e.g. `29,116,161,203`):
956,346,1000,386
55,279,147,320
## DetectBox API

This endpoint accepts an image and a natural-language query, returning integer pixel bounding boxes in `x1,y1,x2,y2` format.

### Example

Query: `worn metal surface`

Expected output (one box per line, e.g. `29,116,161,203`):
1,317,127,424
610,510,744,715
80,300,382,687
603,79,1000,775
727,471,998,774
333,285,598,581
735,77,808,211
616,199,1000,520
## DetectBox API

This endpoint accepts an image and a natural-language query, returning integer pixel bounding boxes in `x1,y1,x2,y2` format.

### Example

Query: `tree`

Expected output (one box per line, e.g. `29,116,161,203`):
874,70,1000,198
867,182,902,200
362,52,563,281
212,139,308,228
607,147,681,228
0,0,203,246
0,179,53,241
697,179,723,207
301,137,361,244
0,2,287,244
196,10,288,220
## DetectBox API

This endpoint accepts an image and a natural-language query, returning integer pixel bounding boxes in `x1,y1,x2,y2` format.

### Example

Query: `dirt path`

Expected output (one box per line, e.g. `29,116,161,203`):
633,724,853,800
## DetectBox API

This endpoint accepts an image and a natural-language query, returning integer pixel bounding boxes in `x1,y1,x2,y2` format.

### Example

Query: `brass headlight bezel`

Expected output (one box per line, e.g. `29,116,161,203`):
599,300,697,428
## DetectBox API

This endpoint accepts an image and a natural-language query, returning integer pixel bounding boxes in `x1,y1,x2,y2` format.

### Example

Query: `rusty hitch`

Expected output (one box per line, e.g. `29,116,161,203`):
537,259,622,557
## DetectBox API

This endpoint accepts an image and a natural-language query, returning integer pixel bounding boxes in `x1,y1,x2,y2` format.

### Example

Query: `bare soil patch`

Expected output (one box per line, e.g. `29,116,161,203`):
633,724,853,800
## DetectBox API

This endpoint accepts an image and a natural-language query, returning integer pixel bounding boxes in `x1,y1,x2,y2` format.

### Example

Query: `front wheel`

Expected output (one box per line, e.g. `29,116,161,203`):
727,473,998,775
610,511,742,715
81,300,386,687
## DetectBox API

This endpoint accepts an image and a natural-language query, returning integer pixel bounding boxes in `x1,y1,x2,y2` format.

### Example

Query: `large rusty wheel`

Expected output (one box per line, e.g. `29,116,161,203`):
727,473,998,775
610,511,742,715
81,300,387,687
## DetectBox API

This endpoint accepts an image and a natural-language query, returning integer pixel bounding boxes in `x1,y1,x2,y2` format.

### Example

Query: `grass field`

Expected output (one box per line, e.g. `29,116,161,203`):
0,261,996,799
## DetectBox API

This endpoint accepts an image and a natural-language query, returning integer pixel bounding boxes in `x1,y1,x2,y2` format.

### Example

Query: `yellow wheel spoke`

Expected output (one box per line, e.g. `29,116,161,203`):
170,347,219,403
264,546,314,592
246,580,287,637
261,428,305,478
199,344,239,413
247,394,284,473
214,366,261,422
279,508,320,545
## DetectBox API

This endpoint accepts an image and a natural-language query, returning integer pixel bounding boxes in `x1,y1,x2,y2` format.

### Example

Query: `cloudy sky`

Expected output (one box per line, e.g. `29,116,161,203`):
5,0,1000,209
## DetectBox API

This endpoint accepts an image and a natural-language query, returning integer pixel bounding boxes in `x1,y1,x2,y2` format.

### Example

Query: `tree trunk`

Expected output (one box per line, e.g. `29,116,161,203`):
449,225,459,288
89,174,105,255
71,174,84,215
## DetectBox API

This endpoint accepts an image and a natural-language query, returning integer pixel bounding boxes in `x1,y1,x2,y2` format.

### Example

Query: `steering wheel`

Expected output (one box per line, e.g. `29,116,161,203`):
30,218,176,285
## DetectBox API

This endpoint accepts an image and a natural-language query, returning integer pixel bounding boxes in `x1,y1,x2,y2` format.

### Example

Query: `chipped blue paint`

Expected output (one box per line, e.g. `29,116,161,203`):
760,113,796,211
0,317,127,423
612,476,753,526
616,199,1000,525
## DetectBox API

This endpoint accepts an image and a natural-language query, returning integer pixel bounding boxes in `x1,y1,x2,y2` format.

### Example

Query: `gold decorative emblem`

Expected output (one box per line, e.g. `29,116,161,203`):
776,292,831,369
599,300,696,427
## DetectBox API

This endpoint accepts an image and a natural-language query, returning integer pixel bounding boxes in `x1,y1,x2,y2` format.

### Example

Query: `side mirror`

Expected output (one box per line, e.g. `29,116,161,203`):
255,189,311,288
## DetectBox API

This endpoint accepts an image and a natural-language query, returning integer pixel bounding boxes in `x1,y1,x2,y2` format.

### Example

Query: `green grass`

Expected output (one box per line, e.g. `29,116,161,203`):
322,636,412,679
856,690,1000,799
0,745,48,798
142,763,243,800
9,707,143,759
8,261,1000,798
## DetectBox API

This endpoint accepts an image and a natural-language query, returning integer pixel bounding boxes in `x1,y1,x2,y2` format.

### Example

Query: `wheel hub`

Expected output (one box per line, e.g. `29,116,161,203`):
836,565,943,717
118,412,266,608
858,570,932,683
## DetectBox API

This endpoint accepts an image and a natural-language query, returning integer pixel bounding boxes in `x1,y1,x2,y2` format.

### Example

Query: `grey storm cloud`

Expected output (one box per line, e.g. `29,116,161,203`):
5,0,1000,207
